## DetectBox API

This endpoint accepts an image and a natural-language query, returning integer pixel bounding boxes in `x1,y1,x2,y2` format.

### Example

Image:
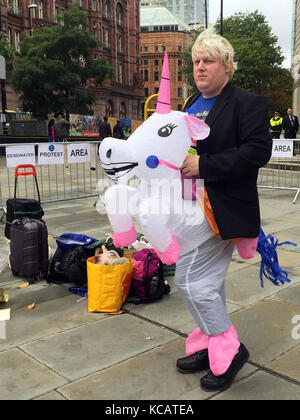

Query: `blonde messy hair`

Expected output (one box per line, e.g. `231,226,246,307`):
192,29,237,79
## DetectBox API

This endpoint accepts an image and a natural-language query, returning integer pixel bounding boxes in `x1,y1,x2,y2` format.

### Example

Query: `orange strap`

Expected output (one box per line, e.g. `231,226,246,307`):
199,189,242,244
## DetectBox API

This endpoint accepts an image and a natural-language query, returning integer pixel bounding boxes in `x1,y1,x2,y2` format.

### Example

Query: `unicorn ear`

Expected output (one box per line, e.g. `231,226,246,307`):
156,51,171,114
184,114,210,140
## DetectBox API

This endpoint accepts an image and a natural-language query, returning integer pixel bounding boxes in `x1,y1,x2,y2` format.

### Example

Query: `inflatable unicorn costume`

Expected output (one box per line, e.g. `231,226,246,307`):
99,52,294,391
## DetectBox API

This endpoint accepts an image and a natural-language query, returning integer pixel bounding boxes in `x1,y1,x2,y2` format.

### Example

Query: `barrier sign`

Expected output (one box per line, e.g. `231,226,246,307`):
272,140,294,158
67,143,91,164
6,145,35,168
38,144,64,165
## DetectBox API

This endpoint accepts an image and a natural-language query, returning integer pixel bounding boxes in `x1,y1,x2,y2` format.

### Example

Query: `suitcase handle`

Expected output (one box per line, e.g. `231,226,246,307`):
14,164,41,203
15,164,37,179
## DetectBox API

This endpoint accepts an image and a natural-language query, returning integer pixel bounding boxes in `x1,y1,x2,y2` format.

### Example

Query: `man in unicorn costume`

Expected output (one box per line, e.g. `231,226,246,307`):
175,31,272,391
99,30,272,393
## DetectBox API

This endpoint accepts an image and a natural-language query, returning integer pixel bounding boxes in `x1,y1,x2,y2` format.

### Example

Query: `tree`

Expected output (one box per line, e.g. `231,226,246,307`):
183,11,293,114
0,31,16,71
11,5,113,120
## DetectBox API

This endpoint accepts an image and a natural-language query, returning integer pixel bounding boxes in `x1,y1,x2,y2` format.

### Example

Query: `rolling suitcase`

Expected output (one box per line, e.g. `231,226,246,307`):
5,164,44,239
10,218,49,282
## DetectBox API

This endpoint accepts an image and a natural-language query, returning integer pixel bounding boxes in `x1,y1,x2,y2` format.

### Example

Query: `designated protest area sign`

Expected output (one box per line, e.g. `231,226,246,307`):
6,145,35,168
272,140,294,158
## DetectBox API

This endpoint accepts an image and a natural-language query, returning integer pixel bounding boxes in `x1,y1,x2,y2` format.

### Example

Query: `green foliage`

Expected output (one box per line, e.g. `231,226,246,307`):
11,4,113,120
0,32,16,71
182,11,293,114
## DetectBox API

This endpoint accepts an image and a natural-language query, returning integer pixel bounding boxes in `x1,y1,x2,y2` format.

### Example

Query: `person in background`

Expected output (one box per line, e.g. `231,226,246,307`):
283,108,299,139
48,119,55,142
269,111,283,139
97,116,112,140
54,114,70,142
177,29,272,392
113,119,125,139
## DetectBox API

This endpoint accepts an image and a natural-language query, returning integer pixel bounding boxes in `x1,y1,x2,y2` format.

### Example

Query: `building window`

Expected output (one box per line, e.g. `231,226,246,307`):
154,71,159,81
117,34,123,53
38,0,44,19
178,87,183,97
178,71,182,82
119,102,126,118
15,30,20,52
144,60,148,66
93,21,97,37
154,60,158,66
144,88,148,97
103,0,110,18
144,69,148,82
103,27,109,48
92,0,97,11
118,63,123,83
106,100,113,117
116,3,124,26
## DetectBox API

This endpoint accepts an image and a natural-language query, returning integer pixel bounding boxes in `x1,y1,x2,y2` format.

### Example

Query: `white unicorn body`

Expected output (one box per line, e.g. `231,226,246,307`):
99,53,211,264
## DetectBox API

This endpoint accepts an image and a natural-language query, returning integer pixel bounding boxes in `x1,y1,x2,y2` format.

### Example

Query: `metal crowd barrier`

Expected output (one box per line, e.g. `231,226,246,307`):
1,139,300,222
0,141,111,219
258,139,300,204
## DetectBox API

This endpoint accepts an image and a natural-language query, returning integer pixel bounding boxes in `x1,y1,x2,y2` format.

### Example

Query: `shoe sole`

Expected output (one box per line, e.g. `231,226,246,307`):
177,366,209,374
200,352,249,392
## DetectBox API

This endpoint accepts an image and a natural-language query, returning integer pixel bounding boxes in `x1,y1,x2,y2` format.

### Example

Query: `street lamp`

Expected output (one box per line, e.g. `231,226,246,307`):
28,3,38,37
204,0,208,29
220,0,223,35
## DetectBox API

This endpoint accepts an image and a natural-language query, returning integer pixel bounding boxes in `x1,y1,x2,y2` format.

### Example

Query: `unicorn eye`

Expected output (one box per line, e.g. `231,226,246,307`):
158,123,177,137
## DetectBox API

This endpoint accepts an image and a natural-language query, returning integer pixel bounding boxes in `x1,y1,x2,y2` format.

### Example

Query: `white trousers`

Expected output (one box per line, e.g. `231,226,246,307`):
174,235,235,336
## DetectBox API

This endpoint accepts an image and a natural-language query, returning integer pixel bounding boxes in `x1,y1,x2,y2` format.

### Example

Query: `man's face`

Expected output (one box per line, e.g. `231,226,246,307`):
193,52,232,98
287,109,293,115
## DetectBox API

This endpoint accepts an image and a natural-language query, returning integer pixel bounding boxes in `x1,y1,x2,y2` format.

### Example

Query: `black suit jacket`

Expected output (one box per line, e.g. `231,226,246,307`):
184,83,272,240
282,115,299,135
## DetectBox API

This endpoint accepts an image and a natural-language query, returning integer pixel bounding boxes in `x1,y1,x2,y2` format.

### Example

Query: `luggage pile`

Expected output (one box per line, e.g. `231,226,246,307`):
6,165,48,283
4,166,173,312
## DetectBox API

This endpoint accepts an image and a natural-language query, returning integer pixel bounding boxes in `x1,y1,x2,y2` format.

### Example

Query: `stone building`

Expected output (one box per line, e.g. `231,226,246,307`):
140,5,193,115
0,0,143,120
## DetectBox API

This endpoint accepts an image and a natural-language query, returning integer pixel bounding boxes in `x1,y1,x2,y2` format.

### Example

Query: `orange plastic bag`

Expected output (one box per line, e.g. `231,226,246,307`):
87,256,133,313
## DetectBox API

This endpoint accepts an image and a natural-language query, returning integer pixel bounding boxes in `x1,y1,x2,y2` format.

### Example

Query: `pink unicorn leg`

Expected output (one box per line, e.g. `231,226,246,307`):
208,325,240,376
186,327,209,355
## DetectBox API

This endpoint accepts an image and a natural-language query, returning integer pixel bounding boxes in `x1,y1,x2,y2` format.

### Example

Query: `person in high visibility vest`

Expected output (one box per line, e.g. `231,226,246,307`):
269,111,283,139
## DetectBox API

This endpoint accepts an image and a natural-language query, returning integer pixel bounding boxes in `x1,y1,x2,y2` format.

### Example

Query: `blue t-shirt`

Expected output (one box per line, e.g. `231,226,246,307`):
185,94,218,121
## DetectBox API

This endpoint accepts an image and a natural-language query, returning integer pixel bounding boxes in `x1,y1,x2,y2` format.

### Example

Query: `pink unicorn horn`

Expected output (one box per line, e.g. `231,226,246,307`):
156,51,171,114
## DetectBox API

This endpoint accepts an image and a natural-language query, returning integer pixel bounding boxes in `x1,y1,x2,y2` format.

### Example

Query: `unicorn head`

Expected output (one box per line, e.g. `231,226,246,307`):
100,52,210,183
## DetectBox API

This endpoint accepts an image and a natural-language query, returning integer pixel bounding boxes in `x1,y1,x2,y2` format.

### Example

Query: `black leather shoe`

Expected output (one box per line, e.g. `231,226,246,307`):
177,349,209,374
200,343,249,392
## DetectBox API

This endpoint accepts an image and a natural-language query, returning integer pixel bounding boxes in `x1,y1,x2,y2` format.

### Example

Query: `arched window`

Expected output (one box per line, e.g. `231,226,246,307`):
119,102,126,119
103,0,110,18
116,3,124,26
106,100,114,117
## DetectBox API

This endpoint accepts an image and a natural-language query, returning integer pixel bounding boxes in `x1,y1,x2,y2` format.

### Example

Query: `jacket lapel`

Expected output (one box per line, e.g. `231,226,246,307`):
205,82,233,127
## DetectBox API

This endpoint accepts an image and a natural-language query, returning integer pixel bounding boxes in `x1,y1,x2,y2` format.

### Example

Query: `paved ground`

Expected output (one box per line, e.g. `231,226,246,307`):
0,189,300,401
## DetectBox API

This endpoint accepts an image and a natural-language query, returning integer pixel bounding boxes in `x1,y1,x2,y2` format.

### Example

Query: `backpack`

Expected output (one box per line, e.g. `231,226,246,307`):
127,249,170,304
48,245,93,285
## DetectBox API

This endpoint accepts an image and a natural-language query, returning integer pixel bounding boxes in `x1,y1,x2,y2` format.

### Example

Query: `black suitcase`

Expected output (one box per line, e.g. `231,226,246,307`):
5,164,44,239
10,218,49,281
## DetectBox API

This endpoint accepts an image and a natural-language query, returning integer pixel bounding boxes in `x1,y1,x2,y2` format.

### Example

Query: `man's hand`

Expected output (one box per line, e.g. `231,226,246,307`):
181,155,200,176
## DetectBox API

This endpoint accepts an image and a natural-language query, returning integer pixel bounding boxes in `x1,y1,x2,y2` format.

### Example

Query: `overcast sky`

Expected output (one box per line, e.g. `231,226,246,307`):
209,0,294,68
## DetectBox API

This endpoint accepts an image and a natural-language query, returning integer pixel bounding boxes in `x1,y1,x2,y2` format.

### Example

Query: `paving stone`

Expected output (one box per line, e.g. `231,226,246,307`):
0,294,106,351
225,264,299,307
34,391,67,400
211,371,300,400
266,344,300,383
21,314,178,382
273,282,300,306
231,299,300,366
126,291,241,336
0,348,67,400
